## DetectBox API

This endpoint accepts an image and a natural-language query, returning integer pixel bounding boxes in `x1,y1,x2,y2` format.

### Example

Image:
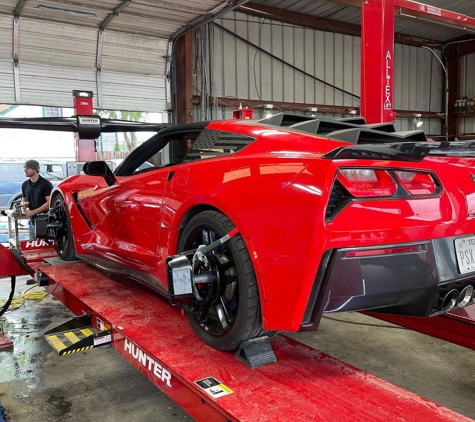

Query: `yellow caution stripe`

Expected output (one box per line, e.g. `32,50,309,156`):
45,335,67,352
60,345,94,356
81,328,94,337
64,331,81,344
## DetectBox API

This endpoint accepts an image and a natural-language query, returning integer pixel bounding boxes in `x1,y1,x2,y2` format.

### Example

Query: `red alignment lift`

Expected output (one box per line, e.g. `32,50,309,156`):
0,241,469,422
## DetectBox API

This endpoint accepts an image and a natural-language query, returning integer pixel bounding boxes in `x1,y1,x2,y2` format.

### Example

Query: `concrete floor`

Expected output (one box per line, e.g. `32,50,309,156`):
1,275,475,421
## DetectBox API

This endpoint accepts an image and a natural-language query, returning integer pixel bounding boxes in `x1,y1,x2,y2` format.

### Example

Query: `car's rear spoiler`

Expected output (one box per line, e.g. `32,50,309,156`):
0,115,171,139
323,141,475,162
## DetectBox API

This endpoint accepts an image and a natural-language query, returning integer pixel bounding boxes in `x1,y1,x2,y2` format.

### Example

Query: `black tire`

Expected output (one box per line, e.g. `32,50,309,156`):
51,193,76,261
178,210,273,350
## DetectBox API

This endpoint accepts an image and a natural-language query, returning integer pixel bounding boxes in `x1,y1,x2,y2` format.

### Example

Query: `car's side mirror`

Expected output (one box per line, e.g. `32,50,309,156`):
83,161,116,186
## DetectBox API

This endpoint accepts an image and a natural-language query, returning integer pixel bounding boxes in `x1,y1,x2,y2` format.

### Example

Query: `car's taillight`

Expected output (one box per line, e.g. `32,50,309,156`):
337,169,397,197
394,170,437,195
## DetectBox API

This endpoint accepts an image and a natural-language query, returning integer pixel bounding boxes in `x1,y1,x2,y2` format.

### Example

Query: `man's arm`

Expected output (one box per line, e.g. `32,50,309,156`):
24,195,50,217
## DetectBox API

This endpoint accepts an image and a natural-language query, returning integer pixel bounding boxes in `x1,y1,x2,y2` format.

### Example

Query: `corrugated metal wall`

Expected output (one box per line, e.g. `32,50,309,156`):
0,15,168,113
195,11,444,135
394,43,444,135
0,15,14,103
213,12,360,106
460,52,475,136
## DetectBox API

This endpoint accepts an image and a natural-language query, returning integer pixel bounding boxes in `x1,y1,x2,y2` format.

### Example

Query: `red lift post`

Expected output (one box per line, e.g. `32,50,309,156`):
360,0,396,124
72,90,96,162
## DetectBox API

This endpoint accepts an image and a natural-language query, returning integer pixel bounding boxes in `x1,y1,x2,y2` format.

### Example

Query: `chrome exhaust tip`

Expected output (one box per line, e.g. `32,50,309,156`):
458,285,474,308
441,289,459,312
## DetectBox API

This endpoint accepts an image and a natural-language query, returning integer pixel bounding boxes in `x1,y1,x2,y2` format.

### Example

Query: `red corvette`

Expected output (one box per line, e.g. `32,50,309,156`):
38,114,475,350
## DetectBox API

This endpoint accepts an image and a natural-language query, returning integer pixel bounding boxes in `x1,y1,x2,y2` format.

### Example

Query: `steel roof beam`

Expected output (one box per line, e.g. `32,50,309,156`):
170,0,252,42
240,3,440,47
13,0,28,18
99,0,132,31
320,0,475,34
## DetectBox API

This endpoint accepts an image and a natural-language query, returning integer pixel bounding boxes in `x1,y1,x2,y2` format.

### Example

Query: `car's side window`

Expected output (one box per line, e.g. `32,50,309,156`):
183,130,255,163
118,131,202,176
158,137,196,168
131,133,200,174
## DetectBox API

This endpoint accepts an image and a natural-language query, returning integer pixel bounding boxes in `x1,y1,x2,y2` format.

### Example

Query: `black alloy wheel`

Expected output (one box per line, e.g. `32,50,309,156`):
51,193,76,261
178,210,272,350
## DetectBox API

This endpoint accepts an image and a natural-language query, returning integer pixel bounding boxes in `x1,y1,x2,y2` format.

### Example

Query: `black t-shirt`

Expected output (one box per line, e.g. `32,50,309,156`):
21,175,53,221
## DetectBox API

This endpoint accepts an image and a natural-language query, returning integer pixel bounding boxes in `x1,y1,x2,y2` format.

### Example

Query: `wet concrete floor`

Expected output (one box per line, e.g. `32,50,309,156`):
0,276,191,422
1,275,475,421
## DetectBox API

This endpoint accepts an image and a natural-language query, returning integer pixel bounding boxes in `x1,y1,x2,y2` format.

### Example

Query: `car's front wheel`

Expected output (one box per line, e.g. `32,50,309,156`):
50,193,76,261
178,210,272,350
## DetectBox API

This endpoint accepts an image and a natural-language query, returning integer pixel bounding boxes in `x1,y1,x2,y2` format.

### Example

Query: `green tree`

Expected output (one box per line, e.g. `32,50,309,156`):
99,110,146,152
114,139,121,152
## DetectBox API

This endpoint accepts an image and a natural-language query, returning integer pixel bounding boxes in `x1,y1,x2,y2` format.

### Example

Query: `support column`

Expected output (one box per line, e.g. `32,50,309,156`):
12,17,20,103
72,90,96,162
175,33,193,124
446,46,460,140
446,40,475,140
360,0,396,123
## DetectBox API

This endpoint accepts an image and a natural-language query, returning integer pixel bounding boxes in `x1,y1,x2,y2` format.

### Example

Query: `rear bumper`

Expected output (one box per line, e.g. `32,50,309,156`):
301,236,475,330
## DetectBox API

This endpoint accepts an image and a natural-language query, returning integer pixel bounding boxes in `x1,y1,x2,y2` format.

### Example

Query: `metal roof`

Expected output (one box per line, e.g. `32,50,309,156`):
0,0,472,42
251,0,475,43
0,0,233,39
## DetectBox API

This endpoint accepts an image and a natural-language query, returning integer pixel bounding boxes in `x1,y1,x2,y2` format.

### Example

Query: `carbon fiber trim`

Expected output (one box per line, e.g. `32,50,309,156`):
302,249,333,325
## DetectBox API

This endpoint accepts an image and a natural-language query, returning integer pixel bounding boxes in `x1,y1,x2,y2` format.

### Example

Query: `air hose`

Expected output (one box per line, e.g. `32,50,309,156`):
0,248,33,317
0,276,16,318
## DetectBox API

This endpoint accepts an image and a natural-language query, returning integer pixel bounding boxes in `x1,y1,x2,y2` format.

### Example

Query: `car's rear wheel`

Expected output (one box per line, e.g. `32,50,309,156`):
178,210,272,350
50,193,76,261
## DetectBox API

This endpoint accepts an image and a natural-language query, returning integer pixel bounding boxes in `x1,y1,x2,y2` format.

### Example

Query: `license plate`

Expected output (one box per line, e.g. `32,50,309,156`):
455,236,475,274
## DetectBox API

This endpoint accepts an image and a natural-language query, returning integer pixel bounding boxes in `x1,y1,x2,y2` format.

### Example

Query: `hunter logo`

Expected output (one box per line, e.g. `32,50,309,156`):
79,117,100,125
124,339,172,387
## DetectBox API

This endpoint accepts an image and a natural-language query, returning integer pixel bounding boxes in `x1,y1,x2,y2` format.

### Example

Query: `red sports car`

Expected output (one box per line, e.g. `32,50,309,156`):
41,114,475,350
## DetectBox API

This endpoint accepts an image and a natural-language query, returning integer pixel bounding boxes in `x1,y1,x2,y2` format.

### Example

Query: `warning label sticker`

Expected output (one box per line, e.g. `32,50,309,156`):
195,377,233,399
94,335,111,346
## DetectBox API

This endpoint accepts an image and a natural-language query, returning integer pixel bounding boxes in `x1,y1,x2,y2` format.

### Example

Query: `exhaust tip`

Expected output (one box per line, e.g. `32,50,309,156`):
458,285,474,308
441,289,459,312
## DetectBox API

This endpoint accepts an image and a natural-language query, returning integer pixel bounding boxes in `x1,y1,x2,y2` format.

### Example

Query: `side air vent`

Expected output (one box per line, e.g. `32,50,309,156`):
183,130,255,162
325,183,346,221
